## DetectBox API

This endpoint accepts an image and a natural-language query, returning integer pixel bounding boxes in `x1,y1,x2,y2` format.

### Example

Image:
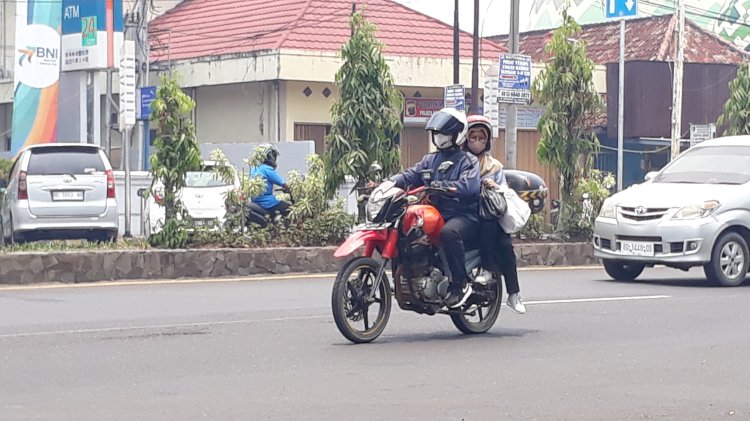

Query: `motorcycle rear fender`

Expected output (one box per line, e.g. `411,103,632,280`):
334,230,390,258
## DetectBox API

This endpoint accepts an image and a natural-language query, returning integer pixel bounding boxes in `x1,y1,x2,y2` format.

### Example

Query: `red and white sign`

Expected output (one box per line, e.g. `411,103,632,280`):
404,97,444,124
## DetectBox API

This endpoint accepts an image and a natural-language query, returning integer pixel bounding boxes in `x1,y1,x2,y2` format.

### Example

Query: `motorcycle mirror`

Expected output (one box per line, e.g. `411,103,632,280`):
420,169,432,184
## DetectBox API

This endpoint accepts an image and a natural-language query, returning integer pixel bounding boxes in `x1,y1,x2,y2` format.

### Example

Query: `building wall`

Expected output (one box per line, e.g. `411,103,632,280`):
0,0,15,82
193,81,278,144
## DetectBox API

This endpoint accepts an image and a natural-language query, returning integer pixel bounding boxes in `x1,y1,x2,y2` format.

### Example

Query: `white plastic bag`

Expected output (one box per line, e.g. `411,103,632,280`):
498,186,531,234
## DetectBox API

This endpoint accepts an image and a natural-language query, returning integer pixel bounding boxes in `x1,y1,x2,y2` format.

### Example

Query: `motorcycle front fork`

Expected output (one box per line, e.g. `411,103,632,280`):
366,258,390,301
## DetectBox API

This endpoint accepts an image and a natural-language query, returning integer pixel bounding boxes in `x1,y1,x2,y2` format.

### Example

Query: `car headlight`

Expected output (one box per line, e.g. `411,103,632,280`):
598,200,616,219
671,200,720,220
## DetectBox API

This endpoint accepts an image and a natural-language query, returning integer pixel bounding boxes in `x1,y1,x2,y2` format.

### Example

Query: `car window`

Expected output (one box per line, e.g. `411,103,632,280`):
185,166,232,188
27,147,105,175
655,145,750,185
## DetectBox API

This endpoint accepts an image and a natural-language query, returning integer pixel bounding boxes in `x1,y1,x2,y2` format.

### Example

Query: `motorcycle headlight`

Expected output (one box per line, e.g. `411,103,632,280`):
366,198,387,222
672,200,720,220
598,200,616,219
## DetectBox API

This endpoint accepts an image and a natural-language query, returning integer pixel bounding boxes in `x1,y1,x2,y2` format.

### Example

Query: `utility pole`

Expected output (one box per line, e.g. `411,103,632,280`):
671,0,685,160
617,18,625,191
137,0,149,171
453,0,459,84
470,0,479,115
505,0,520,169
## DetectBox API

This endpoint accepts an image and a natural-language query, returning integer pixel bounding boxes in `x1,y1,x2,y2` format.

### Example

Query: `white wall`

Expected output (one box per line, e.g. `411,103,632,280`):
194,82,278,144
0,0,15,82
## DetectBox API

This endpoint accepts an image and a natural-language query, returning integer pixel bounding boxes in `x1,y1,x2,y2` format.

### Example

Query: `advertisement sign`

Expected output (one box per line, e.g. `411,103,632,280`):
498,54,532,105
444,84,466,112
498,104,545,129
483,75,500,138
61,0,124,71
11,0,62,154
404,97,444,124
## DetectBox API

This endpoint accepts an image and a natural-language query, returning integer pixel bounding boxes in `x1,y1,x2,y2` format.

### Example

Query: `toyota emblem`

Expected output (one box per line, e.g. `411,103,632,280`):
635,206,646,215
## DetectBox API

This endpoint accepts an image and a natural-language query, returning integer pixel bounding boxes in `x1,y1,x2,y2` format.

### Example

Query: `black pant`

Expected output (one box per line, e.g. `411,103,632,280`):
440,216,479,287
479,220,520,295
267,200,290,217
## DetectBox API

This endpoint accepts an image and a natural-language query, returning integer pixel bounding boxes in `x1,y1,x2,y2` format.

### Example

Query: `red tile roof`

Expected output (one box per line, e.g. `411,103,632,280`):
149,0,506,62
489,14,748,65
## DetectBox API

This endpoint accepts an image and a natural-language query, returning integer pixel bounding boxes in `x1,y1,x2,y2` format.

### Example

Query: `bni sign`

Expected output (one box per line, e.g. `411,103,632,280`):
498,54,532,105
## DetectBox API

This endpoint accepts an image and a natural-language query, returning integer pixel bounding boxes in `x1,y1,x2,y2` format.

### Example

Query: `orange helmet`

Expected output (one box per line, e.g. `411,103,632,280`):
466,114,493,153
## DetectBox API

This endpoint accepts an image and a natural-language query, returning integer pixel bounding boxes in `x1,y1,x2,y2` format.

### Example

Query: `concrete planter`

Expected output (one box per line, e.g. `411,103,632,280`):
0,243,595,285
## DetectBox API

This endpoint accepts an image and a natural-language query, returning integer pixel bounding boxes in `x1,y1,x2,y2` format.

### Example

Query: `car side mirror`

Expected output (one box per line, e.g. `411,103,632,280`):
644,171,658,181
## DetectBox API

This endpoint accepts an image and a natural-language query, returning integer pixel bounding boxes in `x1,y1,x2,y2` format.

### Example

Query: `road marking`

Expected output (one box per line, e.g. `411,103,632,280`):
524,295,671,305
0,265,604,292
0,294,668,339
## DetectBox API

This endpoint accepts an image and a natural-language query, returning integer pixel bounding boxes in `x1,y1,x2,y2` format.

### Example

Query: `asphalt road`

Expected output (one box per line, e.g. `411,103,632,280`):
1,266,749,420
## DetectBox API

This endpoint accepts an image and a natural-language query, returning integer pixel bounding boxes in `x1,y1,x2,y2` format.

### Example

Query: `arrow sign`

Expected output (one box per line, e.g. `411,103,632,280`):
605,0,638,19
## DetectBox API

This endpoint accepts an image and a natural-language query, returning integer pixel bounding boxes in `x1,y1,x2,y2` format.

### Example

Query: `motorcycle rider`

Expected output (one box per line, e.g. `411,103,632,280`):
250,143,291,218
391,108,480,308
464,114,526,314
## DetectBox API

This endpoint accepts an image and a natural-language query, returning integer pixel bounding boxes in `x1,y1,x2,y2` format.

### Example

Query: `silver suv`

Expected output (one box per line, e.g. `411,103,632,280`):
0,144,119,244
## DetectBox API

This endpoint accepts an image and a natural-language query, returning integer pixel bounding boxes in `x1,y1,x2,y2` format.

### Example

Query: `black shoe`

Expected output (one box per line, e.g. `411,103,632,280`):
444,283,473,309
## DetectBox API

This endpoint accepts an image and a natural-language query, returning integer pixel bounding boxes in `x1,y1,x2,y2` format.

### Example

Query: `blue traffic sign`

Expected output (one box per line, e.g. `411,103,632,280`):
605,0,637,19
138,86,157,120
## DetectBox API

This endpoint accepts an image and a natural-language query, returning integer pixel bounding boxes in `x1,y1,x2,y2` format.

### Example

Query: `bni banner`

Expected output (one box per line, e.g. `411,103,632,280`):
11,0,62,154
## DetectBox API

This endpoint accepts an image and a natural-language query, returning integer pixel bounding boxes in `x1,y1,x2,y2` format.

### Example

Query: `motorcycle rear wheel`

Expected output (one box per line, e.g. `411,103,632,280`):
450,272,503,334
331,257,392,344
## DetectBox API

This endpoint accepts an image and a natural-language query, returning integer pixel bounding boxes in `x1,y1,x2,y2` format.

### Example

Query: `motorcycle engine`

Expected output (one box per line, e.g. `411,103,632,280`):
410,267,445,301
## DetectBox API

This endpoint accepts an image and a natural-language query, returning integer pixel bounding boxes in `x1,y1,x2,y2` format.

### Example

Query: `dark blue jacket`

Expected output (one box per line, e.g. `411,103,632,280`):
391,148,480,221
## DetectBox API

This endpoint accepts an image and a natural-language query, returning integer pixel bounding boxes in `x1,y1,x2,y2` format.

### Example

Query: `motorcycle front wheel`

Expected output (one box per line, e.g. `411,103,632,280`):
450,272,503,334
331,257,392,344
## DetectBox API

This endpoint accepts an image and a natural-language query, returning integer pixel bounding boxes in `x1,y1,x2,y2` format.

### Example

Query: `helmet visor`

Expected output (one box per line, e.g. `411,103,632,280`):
426,111,465,135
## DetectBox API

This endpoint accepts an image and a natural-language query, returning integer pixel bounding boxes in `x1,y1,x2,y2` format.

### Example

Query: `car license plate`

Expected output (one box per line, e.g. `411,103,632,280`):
194,218,215,228
52,191,84,201
620,241,654,257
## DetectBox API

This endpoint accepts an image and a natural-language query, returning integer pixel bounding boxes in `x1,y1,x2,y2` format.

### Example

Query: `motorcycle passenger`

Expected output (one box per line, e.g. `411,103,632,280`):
464,115,526,314
250,143,291,218
390,108,481,308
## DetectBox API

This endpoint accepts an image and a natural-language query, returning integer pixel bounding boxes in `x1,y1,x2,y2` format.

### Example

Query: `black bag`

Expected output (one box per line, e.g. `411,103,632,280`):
479,184,507,220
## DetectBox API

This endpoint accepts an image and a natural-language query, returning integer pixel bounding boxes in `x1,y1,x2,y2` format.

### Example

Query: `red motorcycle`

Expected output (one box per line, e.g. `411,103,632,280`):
331,171,502,343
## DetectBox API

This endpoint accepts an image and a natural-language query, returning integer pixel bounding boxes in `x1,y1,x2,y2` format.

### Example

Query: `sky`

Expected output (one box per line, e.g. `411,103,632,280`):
393,0,535,37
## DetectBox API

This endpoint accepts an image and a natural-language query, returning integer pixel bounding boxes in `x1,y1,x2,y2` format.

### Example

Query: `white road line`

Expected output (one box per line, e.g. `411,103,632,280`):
523,295,671,305
0,295,669,339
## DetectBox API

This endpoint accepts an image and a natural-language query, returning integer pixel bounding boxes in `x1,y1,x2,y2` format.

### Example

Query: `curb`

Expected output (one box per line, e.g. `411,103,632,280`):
0,243,596,285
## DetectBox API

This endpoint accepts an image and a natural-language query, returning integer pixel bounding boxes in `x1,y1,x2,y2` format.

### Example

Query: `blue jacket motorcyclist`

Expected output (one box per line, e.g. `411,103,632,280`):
391,107,480,308
250,143,291,218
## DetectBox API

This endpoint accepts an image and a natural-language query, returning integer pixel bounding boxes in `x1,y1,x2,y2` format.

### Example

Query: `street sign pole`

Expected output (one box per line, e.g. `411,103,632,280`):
617,18,625,192
605,0,637,191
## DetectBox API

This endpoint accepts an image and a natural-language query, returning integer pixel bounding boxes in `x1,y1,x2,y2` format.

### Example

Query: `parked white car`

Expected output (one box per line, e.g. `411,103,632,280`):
0,144,119,244
145,161,240,236
594,135,750,286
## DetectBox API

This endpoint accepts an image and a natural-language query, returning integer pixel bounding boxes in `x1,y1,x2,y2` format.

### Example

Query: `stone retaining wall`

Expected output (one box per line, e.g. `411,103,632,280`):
0,243,596,285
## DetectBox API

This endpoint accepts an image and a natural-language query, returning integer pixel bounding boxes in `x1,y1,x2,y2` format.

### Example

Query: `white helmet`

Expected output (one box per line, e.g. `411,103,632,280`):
425,107,468,150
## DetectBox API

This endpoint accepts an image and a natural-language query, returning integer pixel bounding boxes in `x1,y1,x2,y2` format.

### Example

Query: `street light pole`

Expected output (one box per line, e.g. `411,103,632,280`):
471,0,479,114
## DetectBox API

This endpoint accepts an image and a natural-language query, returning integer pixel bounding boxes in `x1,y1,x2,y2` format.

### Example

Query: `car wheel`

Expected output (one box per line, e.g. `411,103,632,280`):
603,259,645,281
704,232,749,287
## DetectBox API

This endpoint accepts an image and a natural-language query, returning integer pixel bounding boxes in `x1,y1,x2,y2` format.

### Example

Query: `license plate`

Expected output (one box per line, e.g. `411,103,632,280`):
620,241,654,257
194,219,216,228
52,191,84,201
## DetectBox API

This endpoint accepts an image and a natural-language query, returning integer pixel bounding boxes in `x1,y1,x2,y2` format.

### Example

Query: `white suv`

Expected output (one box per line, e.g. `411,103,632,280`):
0,144,119,244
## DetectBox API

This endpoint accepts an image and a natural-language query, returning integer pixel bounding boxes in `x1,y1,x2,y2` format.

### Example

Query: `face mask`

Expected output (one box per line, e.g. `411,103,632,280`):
432,132,454,150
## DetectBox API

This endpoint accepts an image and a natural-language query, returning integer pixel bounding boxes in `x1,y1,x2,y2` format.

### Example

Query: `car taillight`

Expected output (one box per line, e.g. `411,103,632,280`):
18,170,28,200
106,170,116,198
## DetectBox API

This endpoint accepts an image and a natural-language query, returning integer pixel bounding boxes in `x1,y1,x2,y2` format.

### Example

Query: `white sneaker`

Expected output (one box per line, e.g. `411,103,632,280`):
507,294,526,314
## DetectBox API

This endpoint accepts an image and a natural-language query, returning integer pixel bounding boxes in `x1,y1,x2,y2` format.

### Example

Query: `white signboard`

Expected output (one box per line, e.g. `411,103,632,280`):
483,75,500,138
119,40,136,131
689,123,716,143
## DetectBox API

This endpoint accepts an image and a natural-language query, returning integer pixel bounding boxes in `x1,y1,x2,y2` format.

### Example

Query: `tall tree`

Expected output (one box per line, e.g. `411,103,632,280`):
148,73,202,248
717,63,750,136
323,11,403,220
532,9,603,230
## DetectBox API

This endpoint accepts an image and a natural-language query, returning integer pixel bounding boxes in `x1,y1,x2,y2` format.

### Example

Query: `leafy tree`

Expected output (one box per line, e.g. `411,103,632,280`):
718,62,750,136
147,74,202,248
532,9,604,231
323,11,403,220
